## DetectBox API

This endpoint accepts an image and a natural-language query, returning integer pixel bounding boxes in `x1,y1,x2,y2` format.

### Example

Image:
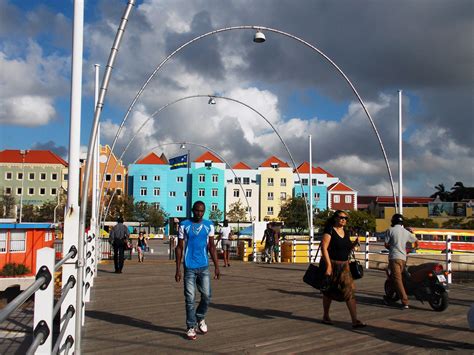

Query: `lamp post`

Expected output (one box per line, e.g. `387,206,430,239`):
100,25,397,214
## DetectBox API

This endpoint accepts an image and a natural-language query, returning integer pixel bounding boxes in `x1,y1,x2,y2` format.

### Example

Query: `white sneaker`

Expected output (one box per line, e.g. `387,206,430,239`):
186,327,197,340
198,319,208,334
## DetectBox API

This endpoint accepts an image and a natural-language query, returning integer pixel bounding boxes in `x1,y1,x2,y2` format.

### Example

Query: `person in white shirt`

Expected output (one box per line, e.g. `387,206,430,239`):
219,220,232,267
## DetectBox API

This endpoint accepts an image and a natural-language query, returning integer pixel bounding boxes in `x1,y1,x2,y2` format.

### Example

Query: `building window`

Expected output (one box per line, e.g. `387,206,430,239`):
205,161,212,169
16,187,22,195
199,174,205,183
17,172,23,180
0,232,6,253
4,187,12,195
312,179,317,186
246,189,252,197
318,181,324,185
315,193,320,200
51,173,58,181
234,177,241,184
233,189,239,198
212,174,218,183
184,191,187,197
169,191,176,197
116,188,122,196
28,172,35,180
154,175,160,181
39,188,46,195
63,173,68,181
40,173,46,181
267,206,274,215
211,203,218,212
243,177,250,185
302,178,308,186
141,175,147,181
9,231,26,252
176,205,183,212
154,188,160,196
140,187,147,196
334,195,340,203
5,172,12,180
267,178,274,186
303,192,308,198
212,189,218,197
198,189,205,197
245,207,252,213
116,174,122,182
177,176,184,183
268,192,274,200
105,174,111,181
345,195,352,203
280,178,287,186
280,192,286,200
28,187,34,195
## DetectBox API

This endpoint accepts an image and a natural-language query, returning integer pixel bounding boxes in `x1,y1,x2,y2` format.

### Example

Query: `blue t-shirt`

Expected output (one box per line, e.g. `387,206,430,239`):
178,219,215,269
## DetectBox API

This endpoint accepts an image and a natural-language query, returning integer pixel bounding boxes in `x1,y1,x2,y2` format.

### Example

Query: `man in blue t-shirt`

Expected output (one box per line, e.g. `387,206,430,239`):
175,201,220,340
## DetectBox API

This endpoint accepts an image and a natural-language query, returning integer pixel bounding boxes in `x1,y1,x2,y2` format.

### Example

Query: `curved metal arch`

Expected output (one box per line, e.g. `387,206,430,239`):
101,142,254,227
101,25,397,215
99,94,311,229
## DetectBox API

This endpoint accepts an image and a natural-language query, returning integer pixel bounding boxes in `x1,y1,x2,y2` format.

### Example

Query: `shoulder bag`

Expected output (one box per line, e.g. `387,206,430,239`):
303,242,331,291
349,250,364,280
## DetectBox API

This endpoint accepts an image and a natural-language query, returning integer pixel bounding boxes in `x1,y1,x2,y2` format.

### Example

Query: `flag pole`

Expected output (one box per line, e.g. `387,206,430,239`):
187,149,191,218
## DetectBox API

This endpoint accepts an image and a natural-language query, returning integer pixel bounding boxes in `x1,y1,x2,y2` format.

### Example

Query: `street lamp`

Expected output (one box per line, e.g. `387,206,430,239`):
253,30,266,43
208,96,216,105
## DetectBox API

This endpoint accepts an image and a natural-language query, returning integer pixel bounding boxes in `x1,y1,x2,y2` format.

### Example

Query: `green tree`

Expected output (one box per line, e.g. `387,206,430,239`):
278,197,308,234
313,209,332,232
21,204,38,222
147,205,168,228
441,218,464,229
404,217,437,228
209,208,223,226
226,201,247,222
347,210,376,234
431,183,449,201
0,193,16,218
134,201,149,222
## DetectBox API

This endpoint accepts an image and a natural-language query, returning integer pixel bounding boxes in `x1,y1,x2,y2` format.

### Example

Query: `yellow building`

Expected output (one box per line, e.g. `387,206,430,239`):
258,156,294,221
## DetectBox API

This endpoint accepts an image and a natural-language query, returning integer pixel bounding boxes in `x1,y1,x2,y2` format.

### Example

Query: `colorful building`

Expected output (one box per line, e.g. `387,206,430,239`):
0,150,68,213
225,162,260,221
191,151,225,220
328,181,358,211
258,156,294,221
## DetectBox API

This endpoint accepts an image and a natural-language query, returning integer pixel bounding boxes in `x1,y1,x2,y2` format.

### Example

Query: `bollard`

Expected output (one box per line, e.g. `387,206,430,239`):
365,231,370,269
446,235,452,284
292,239,296,263
253,241,257,263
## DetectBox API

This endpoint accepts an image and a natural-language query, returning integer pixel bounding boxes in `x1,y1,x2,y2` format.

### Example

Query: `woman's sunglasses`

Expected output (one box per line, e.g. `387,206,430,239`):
337,216,349,220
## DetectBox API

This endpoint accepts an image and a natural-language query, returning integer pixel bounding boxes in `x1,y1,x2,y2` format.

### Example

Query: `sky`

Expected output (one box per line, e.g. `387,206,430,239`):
0,0,473,197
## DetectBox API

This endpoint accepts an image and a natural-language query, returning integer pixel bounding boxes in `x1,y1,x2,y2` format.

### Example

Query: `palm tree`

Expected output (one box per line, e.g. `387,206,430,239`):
431,183,449,201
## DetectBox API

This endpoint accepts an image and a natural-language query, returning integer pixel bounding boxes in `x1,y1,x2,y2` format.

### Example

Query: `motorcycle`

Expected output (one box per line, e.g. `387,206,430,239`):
384,262,449,311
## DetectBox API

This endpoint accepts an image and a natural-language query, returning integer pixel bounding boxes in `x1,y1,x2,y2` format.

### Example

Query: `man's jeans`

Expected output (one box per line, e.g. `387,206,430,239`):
184,266,211,329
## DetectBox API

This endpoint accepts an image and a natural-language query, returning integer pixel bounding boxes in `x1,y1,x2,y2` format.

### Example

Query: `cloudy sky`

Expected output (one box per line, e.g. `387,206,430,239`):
0,0,473,196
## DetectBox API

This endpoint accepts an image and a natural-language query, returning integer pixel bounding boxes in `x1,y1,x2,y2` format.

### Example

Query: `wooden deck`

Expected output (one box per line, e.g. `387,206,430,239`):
83,255,474,354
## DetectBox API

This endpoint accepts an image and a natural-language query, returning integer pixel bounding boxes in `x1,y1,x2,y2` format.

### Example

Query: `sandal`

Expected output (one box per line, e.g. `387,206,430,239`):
352,320,367,329
322,317,333,325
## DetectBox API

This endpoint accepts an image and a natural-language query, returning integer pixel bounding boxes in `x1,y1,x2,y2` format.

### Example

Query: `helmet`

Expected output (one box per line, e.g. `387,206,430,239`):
391,214,404,226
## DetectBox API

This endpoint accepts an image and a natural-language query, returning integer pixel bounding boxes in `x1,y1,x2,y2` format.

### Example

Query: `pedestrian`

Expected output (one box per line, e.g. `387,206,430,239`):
272,224,281,263
384,213,418,309
261,223,275,263
219,220,232,267
108,216,130,273
175,201,220,340
320,210,365,328
137,231,148,263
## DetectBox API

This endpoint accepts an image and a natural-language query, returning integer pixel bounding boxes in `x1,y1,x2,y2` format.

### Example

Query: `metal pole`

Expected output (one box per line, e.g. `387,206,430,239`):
75,3,135,352
398,90,403,215
309,135,314,263
91,64,100,238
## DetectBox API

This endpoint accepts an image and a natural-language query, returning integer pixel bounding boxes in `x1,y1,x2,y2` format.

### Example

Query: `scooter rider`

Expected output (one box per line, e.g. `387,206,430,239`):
384,214,418,309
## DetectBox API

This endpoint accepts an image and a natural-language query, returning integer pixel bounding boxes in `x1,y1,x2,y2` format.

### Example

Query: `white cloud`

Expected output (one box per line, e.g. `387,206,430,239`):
0,95,55,126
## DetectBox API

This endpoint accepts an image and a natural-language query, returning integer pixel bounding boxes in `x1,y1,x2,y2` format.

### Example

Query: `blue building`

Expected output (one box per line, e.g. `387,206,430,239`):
190,151,226,220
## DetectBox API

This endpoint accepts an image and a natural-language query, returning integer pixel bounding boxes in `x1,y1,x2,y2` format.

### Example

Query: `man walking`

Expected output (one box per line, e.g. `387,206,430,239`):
109,216,130,273
384,213,418,309
175,201,220,340
261,223,275,263
219,220,232,267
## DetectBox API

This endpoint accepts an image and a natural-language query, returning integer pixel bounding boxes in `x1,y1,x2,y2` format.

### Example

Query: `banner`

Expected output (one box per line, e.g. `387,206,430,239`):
169,154,188,170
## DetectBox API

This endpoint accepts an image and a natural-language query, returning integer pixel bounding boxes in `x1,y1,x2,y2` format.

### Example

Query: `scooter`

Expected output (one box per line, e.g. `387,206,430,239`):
384,262,449,311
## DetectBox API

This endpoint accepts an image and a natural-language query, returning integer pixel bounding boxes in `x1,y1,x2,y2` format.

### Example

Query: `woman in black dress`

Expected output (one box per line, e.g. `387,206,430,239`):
321,210,365,328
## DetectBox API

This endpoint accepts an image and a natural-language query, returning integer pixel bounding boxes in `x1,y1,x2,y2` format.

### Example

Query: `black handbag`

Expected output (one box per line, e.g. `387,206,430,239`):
349,250,364,280
303,243,331,291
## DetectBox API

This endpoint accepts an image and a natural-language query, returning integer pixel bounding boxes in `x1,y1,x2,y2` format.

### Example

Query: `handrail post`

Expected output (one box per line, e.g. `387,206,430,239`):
446,235,452,284
365,231,370,269
292,239,296,263
278,239,282,263
253,241,257,263
33,247,55,354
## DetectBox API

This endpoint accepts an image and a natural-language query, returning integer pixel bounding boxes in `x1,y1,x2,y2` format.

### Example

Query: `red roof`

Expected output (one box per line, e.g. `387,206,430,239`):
376,196,434,204
0,150,68,166
136,152,166,165
314,166,334,177
233,162,252,170
194,151,223,163
328,181,355,192
259,156,290,168
294,161,332,174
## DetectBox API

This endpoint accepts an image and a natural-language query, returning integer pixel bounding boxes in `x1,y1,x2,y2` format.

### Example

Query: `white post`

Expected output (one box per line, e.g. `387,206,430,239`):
91,64,100,279
398,90,403,215
365,231,370,269
33,247,55,354
19,150,26,223
61,0,84,348
446,235,452,284
292,239,296,263
308,135,314,263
